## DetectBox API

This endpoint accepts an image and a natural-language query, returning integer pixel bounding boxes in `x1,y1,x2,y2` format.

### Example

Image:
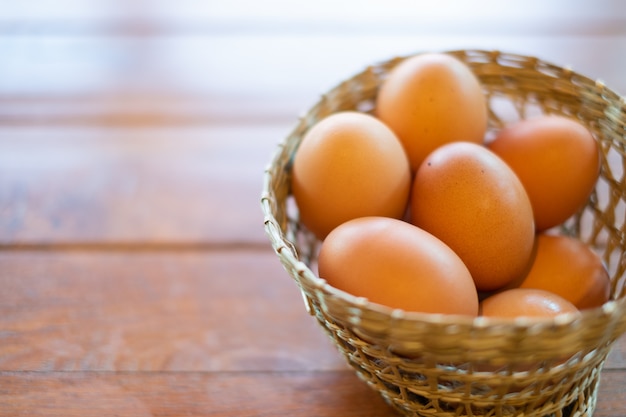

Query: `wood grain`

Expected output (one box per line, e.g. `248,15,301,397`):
0,249,623,372
0,371,398,417
0,125,288,245
0,251,347,372
1,369,625,417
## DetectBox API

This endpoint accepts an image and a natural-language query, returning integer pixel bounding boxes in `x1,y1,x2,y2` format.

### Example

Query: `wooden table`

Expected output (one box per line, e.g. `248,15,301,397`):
1,1,625,415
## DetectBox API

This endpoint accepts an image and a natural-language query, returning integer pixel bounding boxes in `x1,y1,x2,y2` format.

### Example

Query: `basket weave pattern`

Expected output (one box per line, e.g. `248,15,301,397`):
261,50,626,417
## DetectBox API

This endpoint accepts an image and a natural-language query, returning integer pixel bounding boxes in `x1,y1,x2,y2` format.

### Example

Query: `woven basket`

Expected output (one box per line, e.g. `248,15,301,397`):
261,50,626,417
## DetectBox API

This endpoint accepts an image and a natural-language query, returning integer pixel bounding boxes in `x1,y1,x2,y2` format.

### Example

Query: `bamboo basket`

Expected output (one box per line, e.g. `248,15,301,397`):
261,50,626,417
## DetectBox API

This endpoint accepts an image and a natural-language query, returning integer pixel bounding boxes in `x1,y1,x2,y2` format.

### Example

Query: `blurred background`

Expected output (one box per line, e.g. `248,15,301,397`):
1,0,625,127
0,0,624,245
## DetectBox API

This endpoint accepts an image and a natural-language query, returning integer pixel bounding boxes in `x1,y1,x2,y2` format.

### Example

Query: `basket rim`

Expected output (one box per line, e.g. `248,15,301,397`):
281,238,626,329
261,48,626,332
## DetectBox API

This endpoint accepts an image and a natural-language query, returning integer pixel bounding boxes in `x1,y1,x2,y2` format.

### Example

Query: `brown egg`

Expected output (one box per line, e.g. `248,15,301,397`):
507,233,611,310
480,288,580,319
410,142,535,291
488,115,600,231
376,53,488,172
318,217,479,316
291,111,411,240
478,288,580,377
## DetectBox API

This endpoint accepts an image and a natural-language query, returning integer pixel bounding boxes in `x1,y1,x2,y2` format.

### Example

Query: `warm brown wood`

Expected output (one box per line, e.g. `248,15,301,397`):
606,337,626,369
1,250,622,373
1,370,625,417
594,370,626,417
0,251,346,372
0,371,398,417
1,1,625,416
0,125,287,245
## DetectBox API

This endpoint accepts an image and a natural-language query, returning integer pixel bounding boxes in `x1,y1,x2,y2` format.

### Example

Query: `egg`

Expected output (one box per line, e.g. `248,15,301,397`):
318,216,479,316
410,142,535,291
478,288,580,376
376,53,488,172
506,233,611,310
291,111,411,240
487,115,600,231
480,288,580,319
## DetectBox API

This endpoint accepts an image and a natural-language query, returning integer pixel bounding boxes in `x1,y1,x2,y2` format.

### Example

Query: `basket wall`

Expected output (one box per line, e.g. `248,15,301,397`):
262,49,626,417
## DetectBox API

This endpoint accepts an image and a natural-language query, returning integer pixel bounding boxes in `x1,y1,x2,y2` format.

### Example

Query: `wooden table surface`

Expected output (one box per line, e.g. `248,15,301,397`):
1,1,625,416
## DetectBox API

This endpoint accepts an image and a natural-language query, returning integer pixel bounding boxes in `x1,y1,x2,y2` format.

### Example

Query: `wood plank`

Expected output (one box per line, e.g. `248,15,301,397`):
0,370,398,417
0,250,347,372
606,337,626,370
596,370,626,417
0,250,624,372
0,125,288,244
1,369,625,417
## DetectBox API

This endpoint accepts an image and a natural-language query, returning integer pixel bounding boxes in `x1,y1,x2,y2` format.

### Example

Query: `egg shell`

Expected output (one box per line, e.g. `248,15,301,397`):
291,111,411,240
476,288,580,374
376,53,488,172
506,233,611,310
487,115,600,231
480,288,580,319
410,142,535,291
318,217,479,316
